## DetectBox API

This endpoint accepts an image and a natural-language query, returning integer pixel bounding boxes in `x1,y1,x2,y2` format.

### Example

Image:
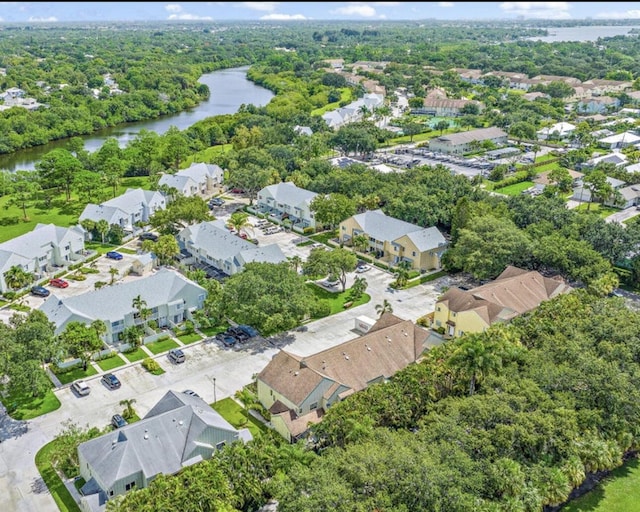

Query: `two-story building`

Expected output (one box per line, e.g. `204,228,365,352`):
430,266,571,338
39,268,206,344
79,188,166,233
157,162,224,198
256,182,318,229
428,127,508,155
77,390,251,511
339,210,447,271
0,223,87,293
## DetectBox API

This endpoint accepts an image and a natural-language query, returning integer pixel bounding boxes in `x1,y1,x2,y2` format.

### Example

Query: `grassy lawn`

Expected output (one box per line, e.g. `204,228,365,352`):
494,181,535,196
84,241,118,254
385,130,435,146
310,87,352,116
309,230,338,245
200,325,229,337
534,161,562,173
307,283,371,315
118,247,137,255
145,337,179,355
120,347,148,363
54,364,98,385
403,270,448,289
563,457,640,512
96,355,126,372
212,397,268,438
297,240,313,247
3,384,61,420
183,144,233,166
35,439,82,512
574,203,619,218
177,332,202,344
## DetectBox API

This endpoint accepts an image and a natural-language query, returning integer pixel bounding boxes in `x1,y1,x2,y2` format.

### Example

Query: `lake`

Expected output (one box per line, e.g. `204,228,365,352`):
0,65,274,172
528,25,639,43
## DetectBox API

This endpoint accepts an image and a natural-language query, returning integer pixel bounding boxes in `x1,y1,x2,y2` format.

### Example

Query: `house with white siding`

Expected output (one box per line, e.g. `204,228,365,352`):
256,182,318,229
0,224,86,293
77,390,251,511
157,162,224,198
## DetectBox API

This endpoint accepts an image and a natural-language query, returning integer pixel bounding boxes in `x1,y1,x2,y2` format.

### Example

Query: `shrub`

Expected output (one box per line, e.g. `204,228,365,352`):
416,315,431,328
142,358,161,373
3,291,16,301
310,299,331,318
303,226,315,235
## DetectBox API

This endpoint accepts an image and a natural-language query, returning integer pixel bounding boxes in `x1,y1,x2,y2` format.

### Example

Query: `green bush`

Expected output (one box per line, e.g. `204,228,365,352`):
3,291,16,301
142,358,161,373
303,226,315,235
310,299,331,318
52,361,83,375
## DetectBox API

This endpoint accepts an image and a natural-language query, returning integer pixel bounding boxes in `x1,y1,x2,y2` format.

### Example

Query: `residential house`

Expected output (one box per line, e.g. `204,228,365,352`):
537,122,576,141
339,209,447,271
583,152,628,169
78,390,252,511
257,313,434,442
533,169,584,188
415,96,484,117
323,59,344,71
39,268,206,343
322,93,384,130
79,188,166,233
430,266,571,338
130,253,155,276
157,162,224,198
256,182,318,229
452,68,484,85
429,127,508,155
532,74,582,86
177,220,286,276
522,92,549,102
0,87,25,100
572,175,627,204
293,125,313,136
597,131,640,150
577,96,620,115
582,78,632,96
605,184,640,209
0,224,86,293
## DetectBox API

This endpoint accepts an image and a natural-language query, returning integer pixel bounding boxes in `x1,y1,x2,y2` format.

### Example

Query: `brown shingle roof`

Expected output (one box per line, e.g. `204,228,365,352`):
257,351,324,407
274,408,324,438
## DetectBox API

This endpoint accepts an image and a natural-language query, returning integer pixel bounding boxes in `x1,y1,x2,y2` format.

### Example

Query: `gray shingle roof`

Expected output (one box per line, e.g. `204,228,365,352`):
405,227,447,252
236,244,287,266
434,127,507,145
179,221,255,261
261,182,317,207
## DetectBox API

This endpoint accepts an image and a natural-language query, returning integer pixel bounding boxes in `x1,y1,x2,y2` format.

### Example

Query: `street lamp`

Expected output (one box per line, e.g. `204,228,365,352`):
213,377,217,404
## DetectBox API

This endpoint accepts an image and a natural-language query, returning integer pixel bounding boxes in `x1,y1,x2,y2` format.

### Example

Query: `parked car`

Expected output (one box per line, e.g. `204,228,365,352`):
102,373,121,389
168,348,186,364
355,264,371,273
49,278,69,288
31,285,50,297
139,232,158,242
238,325,260,338
218,334,238,347
227,327,250,342
183,389,200,398
111,414,128,429
71,380,91,396
106,251,123,260
209,198,225,207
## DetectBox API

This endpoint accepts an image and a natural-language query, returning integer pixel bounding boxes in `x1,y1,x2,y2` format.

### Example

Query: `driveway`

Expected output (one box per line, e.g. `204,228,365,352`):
605,206,640,225
0,263,450,512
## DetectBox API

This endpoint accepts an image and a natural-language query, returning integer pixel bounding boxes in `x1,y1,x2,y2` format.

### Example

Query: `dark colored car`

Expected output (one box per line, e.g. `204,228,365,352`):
102,373,121,389
31,285,50,297
209,198,226,207
106,251,123,260
238,325,260,338
49,278,69,288
139,232,158,242
218,334,237,347
227,327,250,342
111,414,128,429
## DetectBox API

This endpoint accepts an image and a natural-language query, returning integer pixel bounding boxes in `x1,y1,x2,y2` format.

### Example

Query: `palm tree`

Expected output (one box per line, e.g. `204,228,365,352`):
132,295,148,325
91,319,107,342
228,211,252,237
288,255,302,273
392,260,413,288
448,336,502,396
96,219,110,244
375,299,393,318
109,266,119,285
119,398,137,420
352,234,369,254
4,265,34,291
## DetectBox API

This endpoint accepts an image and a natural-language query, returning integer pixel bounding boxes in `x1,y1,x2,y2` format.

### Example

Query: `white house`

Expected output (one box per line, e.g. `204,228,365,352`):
0,224,86,293
537,122,576,141
321,93,384,130
177,220,286,276
428,127,508,155
158,162,224,198
79,188,166,233
39,268,206,344
78,390,251,510
597,131,640,150
256,182,318,229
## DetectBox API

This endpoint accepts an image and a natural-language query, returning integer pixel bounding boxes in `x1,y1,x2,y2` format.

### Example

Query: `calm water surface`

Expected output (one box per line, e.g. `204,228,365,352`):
528,25,638,42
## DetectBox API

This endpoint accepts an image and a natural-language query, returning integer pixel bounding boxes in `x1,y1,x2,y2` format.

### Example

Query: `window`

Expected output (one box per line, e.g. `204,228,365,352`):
435,320,441,327
125,482,136,491
452,312,456,317
412,251,416,257
216,441,226,450
310,402,317,410
436,306,441,311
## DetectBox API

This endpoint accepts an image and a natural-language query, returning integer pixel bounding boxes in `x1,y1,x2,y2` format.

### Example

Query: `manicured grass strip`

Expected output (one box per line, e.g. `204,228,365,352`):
574,203,619,218
96,355,126,372
35,439,82,512
200,325,229,337
54,365,98,385
494,181,535,196
120,347,148,363
212,397,268,438
117,247,137,255
84,242,118,255
309,230,339,245
4,384,61,420
145,337,179,355
563,457,640,512
310,87,352,116
177,333,202,344
403,270,448,289
297,240,313,247
306,283,371,315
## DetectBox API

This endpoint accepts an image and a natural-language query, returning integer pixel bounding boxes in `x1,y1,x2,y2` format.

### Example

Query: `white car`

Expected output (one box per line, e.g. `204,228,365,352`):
71,380,91,396
355,264,371,273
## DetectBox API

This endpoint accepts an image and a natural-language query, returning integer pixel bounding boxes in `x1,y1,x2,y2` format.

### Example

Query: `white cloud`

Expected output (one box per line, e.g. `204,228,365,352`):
168,13,213,20
596,9,640,19
241,2,278,11
165,4,182,12
500,2,571,19
373,2,401,5
28,16,57,22
438,2,454,7
331,4,377,17
260,13,307,20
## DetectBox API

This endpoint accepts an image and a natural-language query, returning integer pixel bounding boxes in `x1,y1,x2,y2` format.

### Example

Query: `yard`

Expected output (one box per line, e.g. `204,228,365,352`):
96,354,127,372
145,337,179,355
35,440,82,512
3,381,61,420
212,397,268,439
494,181,535,196
120,347,149,363
309,230,339,246
200,325,229,337
177,333,202,344
307,283,371,316
310,88,353,116
54,364,98,385
574,203,619,218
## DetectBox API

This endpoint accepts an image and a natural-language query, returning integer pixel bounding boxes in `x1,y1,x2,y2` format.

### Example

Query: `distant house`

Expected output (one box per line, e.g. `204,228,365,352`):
572,175,627,204
533,169,584,188
321,93,384,130
605,184,640,209
157,162,224,198
256,182,318,229
430,266,571,338
583,152,628,169
522,92,549,102
79,188,166,233
429,127,508,155
78,390,252,511
537,122,576,141
577,96,620,115
293,125,313,136
415,97,484,117
177,220,286,276
339,209,447,271
0,224,86,293
39,268,206,343
257,313,435,442
597,131,640,150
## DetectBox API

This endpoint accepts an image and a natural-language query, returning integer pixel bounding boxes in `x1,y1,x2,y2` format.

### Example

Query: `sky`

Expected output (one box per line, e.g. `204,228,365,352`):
2,2,640,23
